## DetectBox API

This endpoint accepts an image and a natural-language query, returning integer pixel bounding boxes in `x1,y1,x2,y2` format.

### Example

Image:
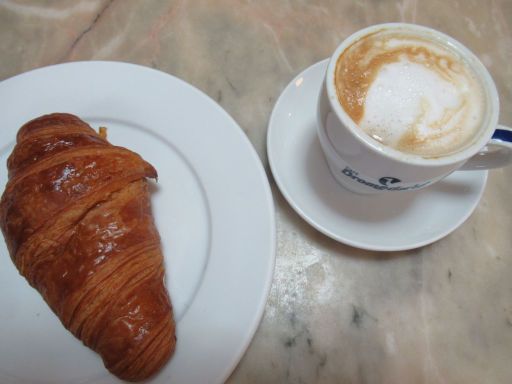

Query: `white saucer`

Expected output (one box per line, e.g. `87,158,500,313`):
267,59,488,251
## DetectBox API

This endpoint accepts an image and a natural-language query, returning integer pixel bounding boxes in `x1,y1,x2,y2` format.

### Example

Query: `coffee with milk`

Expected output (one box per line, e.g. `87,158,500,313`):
334,28,486,158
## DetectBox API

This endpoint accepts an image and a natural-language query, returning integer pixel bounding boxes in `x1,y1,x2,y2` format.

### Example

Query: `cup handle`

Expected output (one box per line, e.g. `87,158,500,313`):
460,125,512,170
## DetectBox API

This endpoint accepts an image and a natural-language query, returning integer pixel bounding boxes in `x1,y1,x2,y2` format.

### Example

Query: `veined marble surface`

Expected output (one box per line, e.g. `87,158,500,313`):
1,1,511,383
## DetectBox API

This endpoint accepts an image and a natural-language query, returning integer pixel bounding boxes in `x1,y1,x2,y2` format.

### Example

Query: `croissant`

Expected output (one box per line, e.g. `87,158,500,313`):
0,113,176,381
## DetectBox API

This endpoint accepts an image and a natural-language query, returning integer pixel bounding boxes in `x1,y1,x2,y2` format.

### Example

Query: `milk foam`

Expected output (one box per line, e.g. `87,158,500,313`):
335,30,486,157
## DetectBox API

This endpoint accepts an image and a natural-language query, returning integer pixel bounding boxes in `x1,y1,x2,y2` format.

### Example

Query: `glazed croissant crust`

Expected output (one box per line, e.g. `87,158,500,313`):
0,113,176,382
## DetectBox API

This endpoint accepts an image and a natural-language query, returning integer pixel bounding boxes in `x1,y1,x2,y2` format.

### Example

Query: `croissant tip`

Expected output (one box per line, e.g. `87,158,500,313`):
16,112,96,143
98,127,108,140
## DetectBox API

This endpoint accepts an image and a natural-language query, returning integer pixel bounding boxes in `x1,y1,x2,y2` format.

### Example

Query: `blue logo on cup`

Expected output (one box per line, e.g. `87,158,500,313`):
378,177,401,186
341,167,430,191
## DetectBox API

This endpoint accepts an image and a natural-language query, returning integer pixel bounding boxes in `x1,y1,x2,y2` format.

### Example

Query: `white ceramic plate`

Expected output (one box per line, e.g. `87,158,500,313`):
0,62,275,384
267,59,487,251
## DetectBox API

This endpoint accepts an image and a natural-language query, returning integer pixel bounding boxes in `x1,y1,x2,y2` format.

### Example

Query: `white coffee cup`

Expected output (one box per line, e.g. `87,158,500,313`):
317,23,512,194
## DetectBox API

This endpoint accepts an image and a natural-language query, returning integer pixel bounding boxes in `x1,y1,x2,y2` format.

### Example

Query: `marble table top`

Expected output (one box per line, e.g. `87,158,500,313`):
1,1,511,383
